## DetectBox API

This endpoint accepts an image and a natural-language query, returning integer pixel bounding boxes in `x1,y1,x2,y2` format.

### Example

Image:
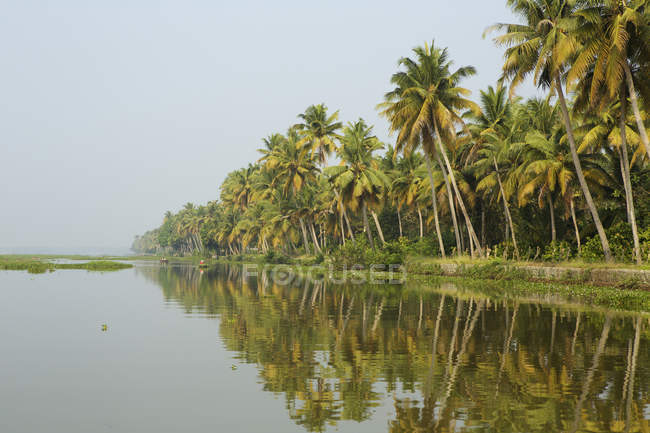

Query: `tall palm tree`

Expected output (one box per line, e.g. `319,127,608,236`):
569,0,650,160
259,128,320,253
294,104,343,166
488,0,613,261
380,42,483,257
325,120,389,249
576,100,643,263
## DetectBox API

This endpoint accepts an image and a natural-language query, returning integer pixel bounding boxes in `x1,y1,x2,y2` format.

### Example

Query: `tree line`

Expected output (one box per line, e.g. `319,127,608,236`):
133,0,650,264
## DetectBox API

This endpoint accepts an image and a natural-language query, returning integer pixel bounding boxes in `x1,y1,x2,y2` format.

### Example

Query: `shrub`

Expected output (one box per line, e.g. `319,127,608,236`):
262,250,291,264
542,241,573,262
580,222,635,262
330,237,406,270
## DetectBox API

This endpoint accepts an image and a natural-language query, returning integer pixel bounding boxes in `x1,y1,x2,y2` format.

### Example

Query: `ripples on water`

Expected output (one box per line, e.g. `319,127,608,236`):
138,264,649,433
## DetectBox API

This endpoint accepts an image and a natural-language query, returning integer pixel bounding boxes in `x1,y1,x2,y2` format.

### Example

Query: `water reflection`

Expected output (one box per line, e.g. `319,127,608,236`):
137,264,649,433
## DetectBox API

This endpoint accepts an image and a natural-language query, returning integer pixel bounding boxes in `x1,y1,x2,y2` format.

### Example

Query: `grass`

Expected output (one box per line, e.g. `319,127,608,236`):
407,255,650,270
0,257,133,274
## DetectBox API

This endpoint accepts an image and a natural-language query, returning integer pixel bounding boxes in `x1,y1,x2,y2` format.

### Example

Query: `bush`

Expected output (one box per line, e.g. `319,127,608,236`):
330,237,406,270
542,241,573,262
262,250,292,264
580,222,636,262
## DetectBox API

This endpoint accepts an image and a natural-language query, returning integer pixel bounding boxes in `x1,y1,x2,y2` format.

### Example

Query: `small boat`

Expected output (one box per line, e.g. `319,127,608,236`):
159,258,169,264
198,259,209,268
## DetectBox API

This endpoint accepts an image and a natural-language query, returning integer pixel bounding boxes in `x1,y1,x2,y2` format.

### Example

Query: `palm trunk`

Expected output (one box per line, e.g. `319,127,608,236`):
548,195,556,243
555,75,612,262
619,89,642,265
417,206,424,238
334,189,355,240
362,201,375,249
494,157,519,259
570,198,581,253
423,153,446,257
432,119,482,256
339,209,346,245
299,217,311,255
623,62,650,160
370,210,386,244
433,148,462,253
397,207,403,238
309,222,322,253
481,205,486,247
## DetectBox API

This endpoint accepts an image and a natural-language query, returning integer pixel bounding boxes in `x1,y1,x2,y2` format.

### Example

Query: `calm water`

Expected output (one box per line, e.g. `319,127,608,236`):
0,264,648,433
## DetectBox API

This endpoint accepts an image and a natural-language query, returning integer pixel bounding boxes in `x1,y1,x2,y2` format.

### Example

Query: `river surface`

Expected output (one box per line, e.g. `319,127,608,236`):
0,263,648,432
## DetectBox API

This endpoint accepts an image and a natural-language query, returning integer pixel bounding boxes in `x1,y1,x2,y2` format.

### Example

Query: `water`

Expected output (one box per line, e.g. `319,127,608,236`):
0,263,648,433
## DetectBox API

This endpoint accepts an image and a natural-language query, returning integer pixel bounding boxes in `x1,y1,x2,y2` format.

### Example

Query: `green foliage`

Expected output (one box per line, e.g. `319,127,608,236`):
330,238,406,270
262,250,292,264
542,241,573,262
581,222,639,262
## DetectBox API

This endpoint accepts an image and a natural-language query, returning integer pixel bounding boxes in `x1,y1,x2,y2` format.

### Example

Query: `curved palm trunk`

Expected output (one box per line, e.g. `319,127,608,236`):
619,90,642,265
570,198,581,253
309,222,322,254
299,217,311,254
423,154,446,257
548,195,556,243
433,149,461,253
370,210,386,245
417,206,424,238
432,119,482,256
494,158,519,259
362,202,375,249
623,63,650,161
334,189,355,240
555,75,612,262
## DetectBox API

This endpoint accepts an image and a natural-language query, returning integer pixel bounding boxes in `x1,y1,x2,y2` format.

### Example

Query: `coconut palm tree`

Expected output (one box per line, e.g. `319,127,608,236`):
294,104,343,166
488,0,613,261
576,100,643,263
569,0,650,160
325,119,389,249
259,128,320,253
391,151,427,238
380,42,483,257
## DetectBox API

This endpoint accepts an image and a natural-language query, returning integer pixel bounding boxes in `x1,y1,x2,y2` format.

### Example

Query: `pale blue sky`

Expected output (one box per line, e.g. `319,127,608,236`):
0,0,537,253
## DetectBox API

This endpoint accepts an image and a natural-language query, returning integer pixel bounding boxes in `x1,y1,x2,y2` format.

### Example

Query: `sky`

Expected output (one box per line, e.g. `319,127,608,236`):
0,0,538,254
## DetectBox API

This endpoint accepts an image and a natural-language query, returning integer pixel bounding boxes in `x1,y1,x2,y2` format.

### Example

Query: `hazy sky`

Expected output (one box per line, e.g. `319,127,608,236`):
0,0,537,253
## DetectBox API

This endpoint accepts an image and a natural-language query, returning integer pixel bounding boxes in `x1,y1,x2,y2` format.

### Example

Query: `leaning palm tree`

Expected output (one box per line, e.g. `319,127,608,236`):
487,0,613,262
325,119,389,249
379,42,483,257
294,104,343,166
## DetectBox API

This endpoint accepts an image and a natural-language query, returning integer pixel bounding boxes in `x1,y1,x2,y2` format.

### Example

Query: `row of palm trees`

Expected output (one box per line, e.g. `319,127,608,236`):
133,0,649,263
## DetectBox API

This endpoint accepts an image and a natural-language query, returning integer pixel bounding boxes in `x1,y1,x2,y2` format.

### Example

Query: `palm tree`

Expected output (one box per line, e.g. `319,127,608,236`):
569,0,650,161
475,132,521,258
470,85,521,257
488,0,613,262
380,42,483,257
259,128,320,253
576,100,643,263
294,104,343,166
220,165,257,211
392,151,426,238
325,120,389,249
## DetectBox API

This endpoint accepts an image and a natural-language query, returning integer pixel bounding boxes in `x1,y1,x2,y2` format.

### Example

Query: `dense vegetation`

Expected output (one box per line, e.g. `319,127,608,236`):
133,0,650,265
